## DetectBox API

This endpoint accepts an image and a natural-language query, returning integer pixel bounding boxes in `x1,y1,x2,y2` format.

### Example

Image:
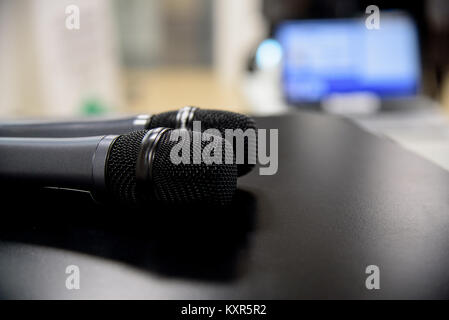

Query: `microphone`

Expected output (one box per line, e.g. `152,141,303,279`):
0,107,257,176
0,128,237,206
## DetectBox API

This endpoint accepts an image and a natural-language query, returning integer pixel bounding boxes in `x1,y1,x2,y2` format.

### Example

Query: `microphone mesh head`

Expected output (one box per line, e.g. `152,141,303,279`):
149,108,257,176
106,129,237,206
151,130,237,204
106,130,147,205
149,110,178,128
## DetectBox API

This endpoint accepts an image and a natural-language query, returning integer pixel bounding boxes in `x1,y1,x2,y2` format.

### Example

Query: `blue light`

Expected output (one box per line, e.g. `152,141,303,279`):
255,39,282,70
276,15,420,102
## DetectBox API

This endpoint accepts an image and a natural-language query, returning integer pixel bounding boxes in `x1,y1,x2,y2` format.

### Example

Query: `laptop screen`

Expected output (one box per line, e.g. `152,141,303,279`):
276,14,421,103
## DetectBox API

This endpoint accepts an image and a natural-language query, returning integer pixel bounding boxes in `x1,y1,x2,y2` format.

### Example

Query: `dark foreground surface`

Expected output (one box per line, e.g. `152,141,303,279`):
1,111,449,299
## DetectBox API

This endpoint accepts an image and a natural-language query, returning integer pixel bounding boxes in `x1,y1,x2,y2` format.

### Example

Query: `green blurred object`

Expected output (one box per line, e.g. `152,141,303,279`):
81,98,109,116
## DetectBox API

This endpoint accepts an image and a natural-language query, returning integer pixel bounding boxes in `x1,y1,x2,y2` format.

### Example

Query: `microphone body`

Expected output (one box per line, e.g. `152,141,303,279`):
0,135,113,190
0,116,150,138
0,128,238,206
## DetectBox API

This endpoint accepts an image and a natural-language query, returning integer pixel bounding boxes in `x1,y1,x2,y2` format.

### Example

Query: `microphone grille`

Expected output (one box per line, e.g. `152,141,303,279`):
106,130,147,205
150,108,257,177
193,109,256,134
148,110,178,128
149,109,256,133
193,109,257,177
151,130,237,205
105,129,237,206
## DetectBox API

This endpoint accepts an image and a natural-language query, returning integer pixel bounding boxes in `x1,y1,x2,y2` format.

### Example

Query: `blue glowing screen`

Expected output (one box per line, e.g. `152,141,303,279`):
276,15,421,102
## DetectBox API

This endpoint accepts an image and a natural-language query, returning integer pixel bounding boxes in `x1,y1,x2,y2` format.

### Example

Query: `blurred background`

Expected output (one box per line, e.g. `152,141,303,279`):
0,0,449,169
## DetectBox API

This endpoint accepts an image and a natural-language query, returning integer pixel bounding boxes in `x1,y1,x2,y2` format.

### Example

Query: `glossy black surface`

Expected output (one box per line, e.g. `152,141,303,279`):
1,111,449,299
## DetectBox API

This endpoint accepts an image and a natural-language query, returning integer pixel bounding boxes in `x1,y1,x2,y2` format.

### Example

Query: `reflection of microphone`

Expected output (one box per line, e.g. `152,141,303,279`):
0,106,257,176
0,128,237,206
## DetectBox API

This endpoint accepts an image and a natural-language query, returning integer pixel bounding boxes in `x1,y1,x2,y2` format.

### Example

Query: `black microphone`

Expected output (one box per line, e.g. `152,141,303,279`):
0,107,257,176
0,128,237,206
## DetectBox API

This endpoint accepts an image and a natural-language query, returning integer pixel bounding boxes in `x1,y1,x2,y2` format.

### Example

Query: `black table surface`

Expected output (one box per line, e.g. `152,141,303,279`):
1,111,449,299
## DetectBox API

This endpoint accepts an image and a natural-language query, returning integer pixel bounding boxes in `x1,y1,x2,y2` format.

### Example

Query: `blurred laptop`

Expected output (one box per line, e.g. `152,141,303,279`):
276,13,420,104
275,13,449,172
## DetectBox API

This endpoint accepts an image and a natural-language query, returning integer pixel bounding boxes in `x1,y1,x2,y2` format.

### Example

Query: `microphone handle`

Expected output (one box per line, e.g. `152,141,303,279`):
0,115,150,138
0,135,117,191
